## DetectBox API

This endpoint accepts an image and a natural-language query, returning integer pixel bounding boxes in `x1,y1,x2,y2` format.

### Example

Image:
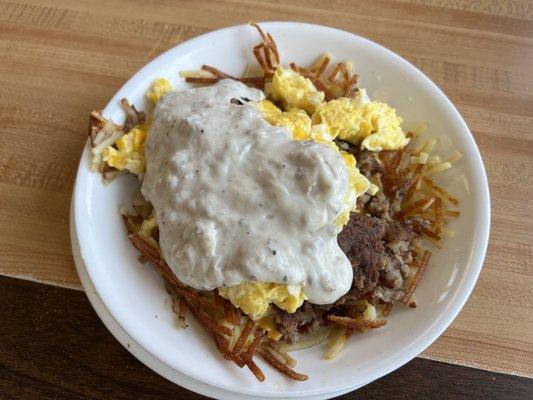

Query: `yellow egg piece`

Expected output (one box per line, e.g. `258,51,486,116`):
336,151,371,228
257,100,335,145
257,316,283,341
257,100,312,140
218,282,306,320
102,124,148,174
312,91,409,151
103,77,169,174
361,122,409,152
146,78,173,103
309,123,336,147
267,66,324,113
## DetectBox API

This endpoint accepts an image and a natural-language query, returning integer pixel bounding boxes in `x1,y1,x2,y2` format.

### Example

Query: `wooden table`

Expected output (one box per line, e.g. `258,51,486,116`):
1,0,532,398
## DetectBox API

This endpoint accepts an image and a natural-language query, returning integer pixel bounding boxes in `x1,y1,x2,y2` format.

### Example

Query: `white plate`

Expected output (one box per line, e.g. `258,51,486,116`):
72,22,490,399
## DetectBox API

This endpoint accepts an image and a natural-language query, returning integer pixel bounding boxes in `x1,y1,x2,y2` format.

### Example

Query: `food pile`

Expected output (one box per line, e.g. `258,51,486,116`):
88,23,462,381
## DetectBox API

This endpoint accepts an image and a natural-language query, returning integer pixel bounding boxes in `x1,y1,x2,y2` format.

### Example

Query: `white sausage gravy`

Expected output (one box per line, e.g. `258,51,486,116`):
142,80,353,305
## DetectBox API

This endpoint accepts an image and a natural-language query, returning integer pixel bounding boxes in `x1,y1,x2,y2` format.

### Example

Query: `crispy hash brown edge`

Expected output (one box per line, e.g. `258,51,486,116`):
127,230,307,382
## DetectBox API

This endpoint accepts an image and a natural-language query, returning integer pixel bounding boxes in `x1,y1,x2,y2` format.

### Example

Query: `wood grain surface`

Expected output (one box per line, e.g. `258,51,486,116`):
0,0,532,379
2,275,532,400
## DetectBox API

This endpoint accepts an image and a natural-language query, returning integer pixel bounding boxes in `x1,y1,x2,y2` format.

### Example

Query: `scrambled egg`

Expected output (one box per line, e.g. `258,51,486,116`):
102,124,148,174
146,78,173,103
312,89,409,151
257,316,283,341
101,79,172,174
258,99,313,140
267,66,324,113
218,283,306,320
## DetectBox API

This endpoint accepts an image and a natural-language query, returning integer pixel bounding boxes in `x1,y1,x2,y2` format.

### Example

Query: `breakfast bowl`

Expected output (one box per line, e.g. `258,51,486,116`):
72,22,490,399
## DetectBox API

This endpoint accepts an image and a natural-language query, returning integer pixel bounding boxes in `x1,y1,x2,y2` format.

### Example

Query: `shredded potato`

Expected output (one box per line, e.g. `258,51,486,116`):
325,327,350,359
